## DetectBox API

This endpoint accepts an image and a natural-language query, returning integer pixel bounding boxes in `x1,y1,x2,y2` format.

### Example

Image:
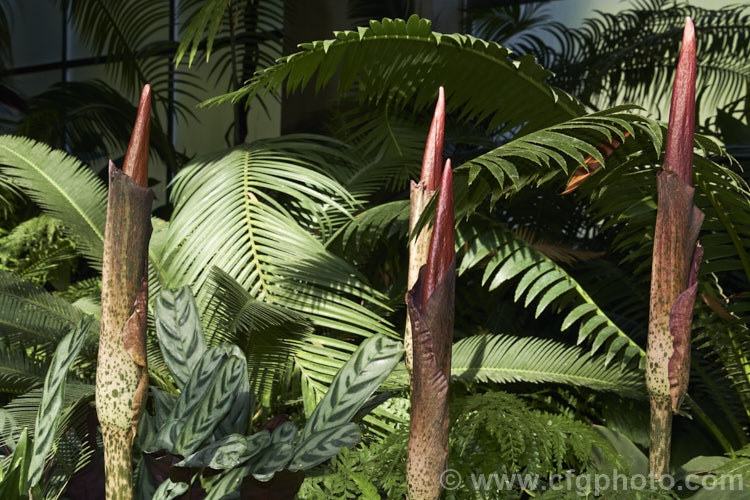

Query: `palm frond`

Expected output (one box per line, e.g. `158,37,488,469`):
159,139,395,339
17,80,181,171
0,136,107,270
337,200,410,252
545,0,750,110
458,223,644,367
205,15,584,133
451,334,645,399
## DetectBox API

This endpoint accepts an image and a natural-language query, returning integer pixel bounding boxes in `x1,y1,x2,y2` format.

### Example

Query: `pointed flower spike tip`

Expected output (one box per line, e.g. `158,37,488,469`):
123,84,151,188
422,159,454,310
420,86,446,191
663,17,696,186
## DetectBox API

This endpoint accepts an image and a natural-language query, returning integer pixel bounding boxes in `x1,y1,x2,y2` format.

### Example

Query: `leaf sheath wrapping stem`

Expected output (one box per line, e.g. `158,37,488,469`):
406,260,455,500
96,163,153,499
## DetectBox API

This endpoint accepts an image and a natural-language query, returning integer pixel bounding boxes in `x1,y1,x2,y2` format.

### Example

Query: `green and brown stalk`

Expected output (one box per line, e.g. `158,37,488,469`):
406,86,445,376
646,18,704,477
406,160,455,500
96,85,153,500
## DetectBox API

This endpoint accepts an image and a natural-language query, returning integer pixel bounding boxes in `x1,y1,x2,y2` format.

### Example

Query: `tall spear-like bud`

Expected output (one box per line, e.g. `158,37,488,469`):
420,87,445,191
406,87,446,376
122,85,151,187
422,161,454,309
406,160,455,500
96,84,153,500
646,18,704,477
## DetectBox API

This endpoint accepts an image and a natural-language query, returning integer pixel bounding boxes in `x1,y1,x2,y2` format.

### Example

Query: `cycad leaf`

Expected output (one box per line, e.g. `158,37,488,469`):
459,224,644,366
28,318,90,488
160,140,395,340
207,16,584,132
0,136,107,270
451,334,645,399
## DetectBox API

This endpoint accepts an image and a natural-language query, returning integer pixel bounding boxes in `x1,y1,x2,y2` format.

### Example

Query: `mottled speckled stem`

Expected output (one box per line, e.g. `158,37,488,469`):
649,399,672,476
96,85,153,500
103,427,135,500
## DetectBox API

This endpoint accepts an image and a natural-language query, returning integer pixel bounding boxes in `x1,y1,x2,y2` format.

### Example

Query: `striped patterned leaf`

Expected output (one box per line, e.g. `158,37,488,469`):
175,431,271,470
152,478,189,500
147,345,247,456
248,442,294,481
154,286,207,389
299,334,403,442
204,464,252,500
28,318,91,488
288,422,361,472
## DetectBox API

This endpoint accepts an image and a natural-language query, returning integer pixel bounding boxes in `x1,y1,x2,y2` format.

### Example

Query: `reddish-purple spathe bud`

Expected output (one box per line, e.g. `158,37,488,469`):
420,86,445,191
422,159,454,310
123,84,151,188
663,18,696,185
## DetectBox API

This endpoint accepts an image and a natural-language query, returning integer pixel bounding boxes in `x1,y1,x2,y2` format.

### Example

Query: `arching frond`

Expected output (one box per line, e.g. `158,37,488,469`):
0,136,107,270
451,334,645,399
206,15,584,133
0,271,89,351
458,224,644,367
456,105,662,198
159,139,395,339
336,200,410,252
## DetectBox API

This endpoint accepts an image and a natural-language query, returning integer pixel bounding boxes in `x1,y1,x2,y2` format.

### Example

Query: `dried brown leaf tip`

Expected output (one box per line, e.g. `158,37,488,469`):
422,159,454,310
561,132,630,194
663,17,696,185
420,86,445,191
123,84,151,188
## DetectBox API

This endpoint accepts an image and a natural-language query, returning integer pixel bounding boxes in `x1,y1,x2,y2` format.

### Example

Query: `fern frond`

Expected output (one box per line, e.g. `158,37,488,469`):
203,267,314,399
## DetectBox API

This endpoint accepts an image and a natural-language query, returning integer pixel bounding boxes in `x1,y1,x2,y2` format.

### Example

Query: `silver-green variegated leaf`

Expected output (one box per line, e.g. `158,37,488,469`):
204,464,252,500
300,334,403,442
458,223,645,368
152,478,189,500
248,442,294,481
176,431,271,470
154,286,207,389
288,422,361,472
28,318,91,488
147,345,247,456
271,421,298,444
452,334,646,399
